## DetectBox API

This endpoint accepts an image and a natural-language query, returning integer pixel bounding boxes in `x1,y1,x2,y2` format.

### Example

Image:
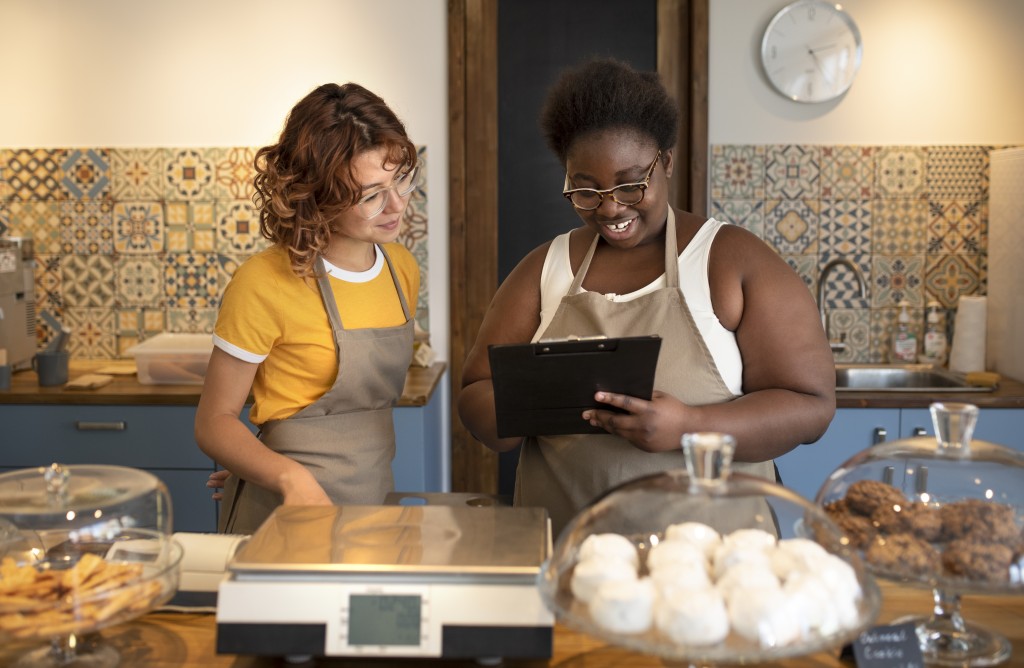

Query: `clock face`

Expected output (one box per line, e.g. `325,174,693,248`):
761,0,862,103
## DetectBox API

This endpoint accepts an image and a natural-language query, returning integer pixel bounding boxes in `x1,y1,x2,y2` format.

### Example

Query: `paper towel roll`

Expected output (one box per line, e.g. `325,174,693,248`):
949,295,987,373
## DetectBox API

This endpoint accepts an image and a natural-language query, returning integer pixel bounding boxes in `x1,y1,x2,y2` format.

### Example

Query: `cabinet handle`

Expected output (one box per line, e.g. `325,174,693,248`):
912,427,928,436
872,427,887,445
75,421,127,431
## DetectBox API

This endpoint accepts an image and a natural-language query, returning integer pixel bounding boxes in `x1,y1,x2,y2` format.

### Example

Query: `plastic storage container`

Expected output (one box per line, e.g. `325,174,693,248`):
538,432,880,665
816,402,1024,666
126,333,213,385
0,463,182,667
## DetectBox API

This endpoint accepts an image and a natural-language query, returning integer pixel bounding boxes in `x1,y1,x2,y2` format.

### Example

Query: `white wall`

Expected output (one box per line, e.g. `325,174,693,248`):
710,0,1024,145
0,0,450,360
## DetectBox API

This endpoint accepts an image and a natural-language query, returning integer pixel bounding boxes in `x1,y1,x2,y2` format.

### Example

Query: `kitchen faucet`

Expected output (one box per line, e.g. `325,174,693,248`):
816,258,867,355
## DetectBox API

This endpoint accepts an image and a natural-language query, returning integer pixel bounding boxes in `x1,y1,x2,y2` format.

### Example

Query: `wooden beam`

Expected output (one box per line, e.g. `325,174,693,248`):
448,0,499,494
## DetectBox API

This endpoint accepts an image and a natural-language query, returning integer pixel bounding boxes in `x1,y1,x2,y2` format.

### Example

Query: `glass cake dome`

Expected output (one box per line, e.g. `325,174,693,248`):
0,463,183,667
815,402,1024,666
537,432,881,665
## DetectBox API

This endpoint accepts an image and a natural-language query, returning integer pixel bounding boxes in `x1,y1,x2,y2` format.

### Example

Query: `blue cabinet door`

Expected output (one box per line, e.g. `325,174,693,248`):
775,408,901,503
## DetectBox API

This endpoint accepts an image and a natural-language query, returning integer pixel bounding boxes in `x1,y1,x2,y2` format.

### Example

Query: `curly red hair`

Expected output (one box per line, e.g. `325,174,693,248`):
253,83,417,277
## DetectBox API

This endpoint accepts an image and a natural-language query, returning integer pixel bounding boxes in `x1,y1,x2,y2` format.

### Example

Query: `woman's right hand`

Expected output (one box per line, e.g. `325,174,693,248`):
279,466,332,506
207,468,231,501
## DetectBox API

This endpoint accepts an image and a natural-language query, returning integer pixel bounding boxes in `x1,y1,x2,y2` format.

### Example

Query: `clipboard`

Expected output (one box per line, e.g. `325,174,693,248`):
488,335,661,437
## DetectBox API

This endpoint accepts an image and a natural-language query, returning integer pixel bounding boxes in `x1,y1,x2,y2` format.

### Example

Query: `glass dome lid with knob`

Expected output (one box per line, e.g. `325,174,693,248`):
537,432,881,665
815,402,1024,666
0,463,183,668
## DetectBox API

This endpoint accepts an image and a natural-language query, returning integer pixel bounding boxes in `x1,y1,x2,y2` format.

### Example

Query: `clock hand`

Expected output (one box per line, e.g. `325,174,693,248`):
808,43,837,55
806,47,834,85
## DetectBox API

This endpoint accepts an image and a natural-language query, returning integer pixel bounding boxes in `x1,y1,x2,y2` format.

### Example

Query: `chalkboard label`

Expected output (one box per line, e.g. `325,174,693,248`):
852,622,924,667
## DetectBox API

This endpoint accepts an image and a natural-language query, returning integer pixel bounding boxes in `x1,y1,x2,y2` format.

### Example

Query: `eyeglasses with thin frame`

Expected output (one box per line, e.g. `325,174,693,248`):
355,164,420,219
562,151,661,211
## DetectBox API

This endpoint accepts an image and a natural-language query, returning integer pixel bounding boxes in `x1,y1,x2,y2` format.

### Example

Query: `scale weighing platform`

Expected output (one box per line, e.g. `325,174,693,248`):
216,501,554,661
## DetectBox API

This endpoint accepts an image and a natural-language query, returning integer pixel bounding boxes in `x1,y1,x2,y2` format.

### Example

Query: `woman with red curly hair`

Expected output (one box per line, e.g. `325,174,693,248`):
195,83,421,533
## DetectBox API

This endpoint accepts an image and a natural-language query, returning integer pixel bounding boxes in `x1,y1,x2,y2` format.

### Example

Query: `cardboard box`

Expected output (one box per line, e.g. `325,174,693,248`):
127,333,213,385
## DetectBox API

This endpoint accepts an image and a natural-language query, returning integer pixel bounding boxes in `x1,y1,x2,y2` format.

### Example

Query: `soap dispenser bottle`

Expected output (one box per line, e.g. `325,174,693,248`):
892,301,918,363
921,300,948,366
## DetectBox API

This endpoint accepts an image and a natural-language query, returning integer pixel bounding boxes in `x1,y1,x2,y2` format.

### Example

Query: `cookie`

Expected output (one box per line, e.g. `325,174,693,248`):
865,533,941,578
940,499,1018,544
906,502,944,542
941,539,1013,583
831,511,877,550
844,480,905,517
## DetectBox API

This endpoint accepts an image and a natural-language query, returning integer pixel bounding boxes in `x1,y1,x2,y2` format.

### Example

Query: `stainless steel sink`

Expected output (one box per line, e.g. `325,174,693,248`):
835,364,992,392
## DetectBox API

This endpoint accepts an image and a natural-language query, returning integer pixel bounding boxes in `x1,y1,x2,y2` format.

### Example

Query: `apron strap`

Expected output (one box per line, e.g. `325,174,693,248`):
663,207,679,288
567,207,681,295
314,245,413,357
379,245,413,321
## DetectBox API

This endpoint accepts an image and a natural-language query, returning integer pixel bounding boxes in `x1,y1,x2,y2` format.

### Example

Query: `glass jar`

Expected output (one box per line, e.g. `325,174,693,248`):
816,402,1024,666
538,432,880,664
0,463,183,667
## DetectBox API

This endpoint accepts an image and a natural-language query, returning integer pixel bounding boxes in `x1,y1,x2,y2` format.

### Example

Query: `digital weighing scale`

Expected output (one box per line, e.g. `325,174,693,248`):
215,501,554,661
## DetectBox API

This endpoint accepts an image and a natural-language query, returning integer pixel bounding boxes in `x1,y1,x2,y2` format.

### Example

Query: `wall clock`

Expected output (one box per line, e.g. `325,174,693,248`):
761,0,863,103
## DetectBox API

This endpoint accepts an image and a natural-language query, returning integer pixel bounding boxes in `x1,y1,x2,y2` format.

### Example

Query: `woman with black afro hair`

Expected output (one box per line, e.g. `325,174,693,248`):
459,59,835,536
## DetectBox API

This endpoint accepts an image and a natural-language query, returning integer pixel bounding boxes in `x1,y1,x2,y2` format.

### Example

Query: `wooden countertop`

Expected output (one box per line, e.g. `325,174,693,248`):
0,361,447,408
1,582,1020,667
836,374,1024,409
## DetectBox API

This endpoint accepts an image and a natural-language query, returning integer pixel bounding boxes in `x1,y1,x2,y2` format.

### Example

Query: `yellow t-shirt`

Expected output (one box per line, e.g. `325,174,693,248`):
214,244,419,425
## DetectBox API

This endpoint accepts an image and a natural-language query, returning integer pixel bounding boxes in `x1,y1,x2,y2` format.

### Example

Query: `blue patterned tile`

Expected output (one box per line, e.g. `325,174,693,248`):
711,199,765,238
8,200,63,253
209,147,257,200
924,254,983,309
927,146,987,199
61,149,110,199
165,149,215,200
61,254,116,308
166,201,215,252
764,198,819,254
871,255,924,308
111,148,165,200
33,254,63,313
114,201,165,254
711,145,765,199
165,251,220,310
875,146,927,198
872,198,928,254
927,199,986,254
215,200,264,253
820,146,875,200
820,200,871,255
60,199,113,254
765,145,820,199
116,255,166,308
4,149,63,200
65,307,117,359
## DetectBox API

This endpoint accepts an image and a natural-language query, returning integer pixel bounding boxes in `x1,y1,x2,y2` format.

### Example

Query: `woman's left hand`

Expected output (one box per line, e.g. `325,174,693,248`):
582,390,686,452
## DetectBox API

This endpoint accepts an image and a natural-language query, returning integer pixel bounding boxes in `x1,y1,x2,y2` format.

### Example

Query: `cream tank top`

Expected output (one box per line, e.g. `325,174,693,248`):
534,217,743,396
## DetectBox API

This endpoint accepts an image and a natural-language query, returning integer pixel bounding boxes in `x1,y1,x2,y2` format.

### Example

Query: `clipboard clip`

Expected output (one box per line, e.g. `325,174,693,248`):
536,335,615,355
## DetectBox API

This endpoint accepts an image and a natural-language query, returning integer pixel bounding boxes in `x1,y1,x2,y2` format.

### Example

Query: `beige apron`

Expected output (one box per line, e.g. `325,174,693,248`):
219,246,414,534
514,209,776,537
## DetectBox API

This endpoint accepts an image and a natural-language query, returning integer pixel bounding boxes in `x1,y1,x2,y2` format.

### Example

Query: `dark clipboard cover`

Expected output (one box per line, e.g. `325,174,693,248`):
487,335,662,438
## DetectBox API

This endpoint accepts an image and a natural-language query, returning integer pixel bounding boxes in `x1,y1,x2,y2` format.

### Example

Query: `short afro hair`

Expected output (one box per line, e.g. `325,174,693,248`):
540,58,679,164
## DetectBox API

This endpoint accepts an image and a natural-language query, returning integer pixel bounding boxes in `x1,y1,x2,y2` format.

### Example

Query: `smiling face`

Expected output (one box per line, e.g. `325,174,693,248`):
564,129,673,248
331,146,410,246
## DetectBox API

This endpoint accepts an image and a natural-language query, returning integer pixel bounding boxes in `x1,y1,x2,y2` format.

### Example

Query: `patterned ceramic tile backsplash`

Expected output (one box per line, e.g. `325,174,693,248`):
711,144,1011,363
0,146,430,359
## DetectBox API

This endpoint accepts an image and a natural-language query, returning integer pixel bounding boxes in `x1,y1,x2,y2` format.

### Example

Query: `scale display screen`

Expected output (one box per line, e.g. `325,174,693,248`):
348,594,422,646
